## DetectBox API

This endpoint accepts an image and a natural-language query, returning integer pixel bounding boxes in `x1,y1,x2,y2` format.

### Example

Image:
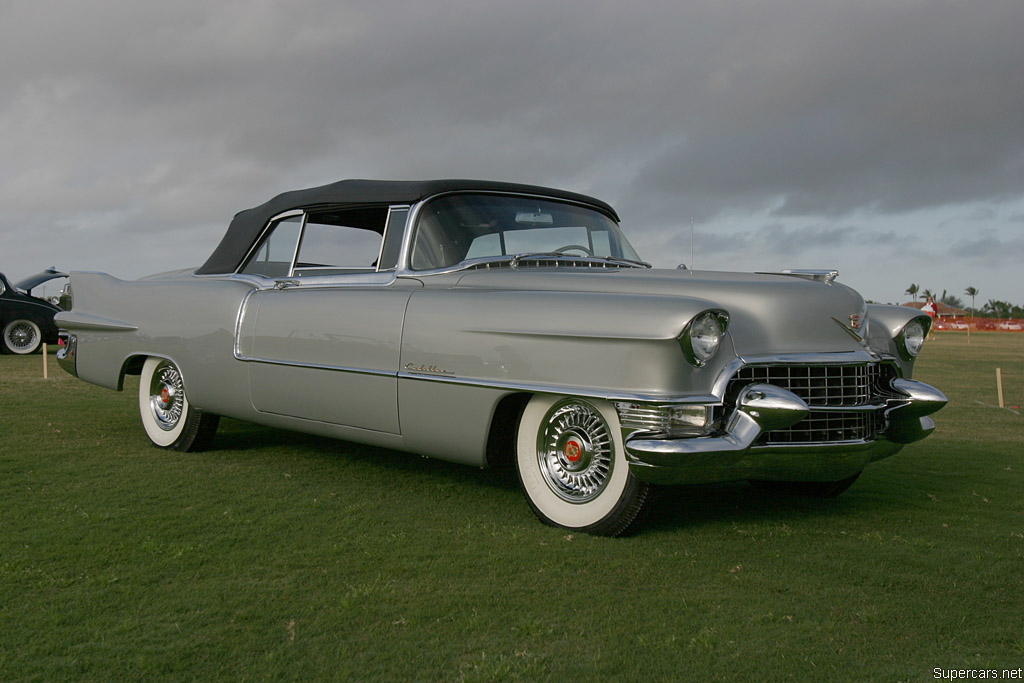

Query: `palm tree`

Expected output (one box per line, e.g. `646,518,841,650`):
921,288,935,301
984,299,1010,320
964,286,978,318
941,292,965,309
905,283,919,302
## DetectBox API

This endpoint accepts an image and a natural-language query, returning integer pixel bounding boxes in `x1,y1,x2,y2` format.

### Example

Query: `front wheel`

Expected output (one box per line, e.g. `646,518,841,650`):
515,395,650,536
138,357,220,451
3,319,42,354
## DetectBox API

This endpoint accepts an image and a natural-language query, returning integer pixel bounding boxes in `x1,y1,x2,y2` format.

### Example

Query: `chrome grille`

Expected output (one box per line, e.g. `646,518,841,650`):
756,410,887,446
725,362,898,445
728,363,881,407
615,403,679,432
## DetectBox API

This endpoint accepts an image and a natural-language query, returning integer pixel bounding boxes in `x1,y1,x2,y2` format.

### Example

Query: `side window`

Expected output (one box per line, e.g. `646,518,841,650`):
239,215,303,277
377,207,408,271
293,207,388,276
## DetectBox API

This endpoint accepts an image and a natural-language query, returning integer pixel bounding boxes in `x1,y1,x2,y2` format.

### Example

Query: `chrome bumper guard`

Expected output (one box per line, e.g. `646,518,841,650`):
56,332,78,378
624,379,947,479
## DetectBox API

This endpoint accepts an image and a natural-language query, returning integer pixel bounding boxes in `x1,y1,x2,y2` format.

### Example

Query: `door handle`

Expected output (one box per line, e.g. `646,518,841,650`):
273,279,301,290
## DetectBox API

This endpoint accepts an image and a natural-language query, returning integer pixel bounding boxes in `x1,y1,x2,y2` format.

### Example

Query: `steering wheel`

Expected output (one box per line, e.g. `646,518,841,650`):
554,244,594,256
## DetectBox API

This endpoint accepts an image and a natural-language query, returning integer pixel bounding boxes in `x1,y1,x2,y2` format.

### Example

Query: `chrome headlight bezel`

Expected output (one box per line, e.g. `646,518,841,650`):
897,317,928,360
680,310,730,367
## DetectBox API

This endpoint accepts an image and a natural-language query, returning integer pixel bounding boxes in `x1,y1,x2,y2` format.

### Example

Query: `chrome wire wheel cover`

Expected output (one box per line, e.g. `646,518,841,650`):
148,361,185,431
5,321,38,352
536,399,614,503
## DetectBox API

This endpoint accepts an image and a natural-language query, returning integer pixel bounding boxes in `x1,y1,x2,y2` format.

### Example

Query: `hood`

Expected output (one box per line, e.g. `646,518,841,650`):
14,268,68,294
452,267,870,357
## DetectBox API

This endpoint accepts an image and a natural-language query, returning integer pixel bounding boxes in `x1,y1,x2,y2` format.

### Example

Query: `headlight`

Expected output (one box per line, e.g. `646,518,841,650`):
680,310,729,366
898,319,926,359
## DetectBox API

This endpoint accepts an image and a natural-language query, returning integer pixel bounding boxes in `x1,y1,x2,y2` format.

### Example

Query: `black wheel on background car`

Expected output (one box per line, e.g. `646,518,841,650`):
138,357,220,452
2,319,42,354
749,472,862,498
515,395,650,537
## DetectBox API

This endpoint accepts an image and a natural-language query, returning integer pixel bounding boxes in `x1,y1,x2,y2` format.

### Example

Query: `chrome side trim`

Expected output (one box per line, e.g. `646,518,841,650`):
233,288,260,359
53,311,138,332
4,298,58,313
831,316,865,342
238,356,395,378
397,370,721,405
230,271,399,290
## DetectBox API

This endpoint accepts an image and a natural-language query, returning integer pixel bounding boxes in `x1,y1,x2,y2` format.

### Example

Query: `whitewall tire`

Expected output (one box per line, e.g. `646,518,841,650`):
3,319,42,354
515,395,650,536
138,357,219,451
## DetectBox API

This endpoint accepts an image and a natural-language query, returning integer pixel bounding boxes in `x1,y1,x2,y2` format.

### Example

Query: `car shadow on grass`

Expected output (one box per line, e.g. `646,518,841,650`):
206,417,522,493
202,418,907,533
637,481,875,533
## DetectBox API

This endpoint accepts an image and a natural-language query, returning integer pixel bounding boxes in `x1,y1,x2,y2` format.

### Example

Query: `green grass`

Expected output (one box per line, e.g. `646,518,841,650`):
1,335,1022,681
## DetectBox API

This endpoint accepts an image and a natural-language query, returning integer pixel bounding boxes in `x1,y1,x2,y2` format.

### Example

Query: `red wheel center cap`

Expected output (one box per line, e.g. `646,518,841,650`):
160,387,170,404
564,439,582,462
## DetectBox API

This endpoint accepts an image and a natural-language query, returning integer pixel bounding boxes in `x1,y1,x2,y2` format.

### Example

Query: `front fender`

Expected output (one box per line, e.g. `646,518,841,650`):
400,288,732,399
866,304,932,377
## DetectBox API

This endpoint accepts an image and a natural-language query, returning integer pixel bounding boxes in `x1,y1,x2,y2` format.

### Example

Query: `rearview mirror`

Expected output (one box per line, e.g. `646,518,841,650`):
515,211,554,225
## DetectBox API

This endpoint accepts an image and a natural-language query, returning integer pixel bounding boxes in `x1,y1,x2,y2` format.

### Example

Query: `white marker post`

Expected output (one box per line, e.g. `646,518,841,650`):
43,343,48,379
996,368,1004,409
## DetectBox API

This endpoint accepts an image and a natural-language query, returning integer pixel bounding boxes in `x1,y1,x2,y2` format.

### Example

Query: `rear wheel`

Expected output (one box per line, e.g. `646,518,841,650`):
138,357,219,451
3,319,42,354
749,472,862,498
515,395,650,536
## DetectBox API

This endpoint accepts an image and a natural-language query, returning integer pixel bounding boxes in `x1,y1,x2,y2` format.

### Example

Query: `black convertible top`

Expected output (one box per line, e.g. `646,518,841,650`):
196,179,618,275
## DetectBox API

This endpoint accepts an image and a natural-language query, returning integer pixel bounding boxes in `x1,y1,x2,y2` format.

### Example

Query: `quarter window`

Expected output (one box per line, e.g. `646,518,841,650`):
239,215,303,277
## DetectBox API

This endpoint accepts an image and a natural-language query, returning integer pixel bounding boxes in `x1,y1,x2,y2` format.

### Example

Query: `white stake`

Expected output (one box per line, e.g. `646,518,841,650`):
996,368,1004,409
43,343,48,379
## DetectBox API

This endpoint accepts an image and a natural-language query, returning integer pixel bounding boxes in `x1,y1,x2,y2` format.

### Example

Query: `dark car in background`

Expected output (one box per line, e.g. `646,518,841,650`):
0,268,68,354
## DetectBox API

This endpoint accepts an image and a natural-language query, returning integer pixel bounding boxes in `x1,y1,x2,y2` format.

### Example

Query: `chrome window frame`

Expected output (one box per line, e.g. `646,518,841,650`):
235,205,411,282
395,191,631,277
376,205,410,271
235,209,306,278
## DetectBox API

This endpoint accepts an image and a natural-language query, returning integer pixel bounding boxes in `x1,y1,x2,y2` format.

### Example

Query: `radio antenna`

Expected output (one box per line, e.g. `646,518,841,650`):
690,217,694,270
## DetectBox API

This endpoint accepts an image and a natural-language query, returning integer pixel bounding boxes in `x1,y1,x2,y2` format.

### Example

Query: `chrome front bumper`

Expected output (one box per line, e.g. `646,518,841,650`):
625,379,947,485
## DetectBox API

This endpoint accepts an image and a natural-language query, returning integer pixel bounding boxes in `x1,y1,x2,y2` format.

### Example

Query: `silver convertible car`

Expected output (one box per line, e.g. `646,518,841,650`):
56,179,946,536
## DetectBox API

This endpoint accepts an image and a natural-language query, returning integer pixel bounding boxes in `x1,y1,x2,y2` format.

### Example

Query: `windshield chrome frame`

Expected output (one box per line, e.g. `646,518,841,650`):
395,191,639,277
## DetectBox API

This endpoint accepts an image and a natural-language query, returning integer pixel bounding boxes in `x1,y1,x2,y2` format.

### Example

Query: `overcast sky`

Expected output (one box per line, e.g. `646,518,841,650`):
2,0,1022,306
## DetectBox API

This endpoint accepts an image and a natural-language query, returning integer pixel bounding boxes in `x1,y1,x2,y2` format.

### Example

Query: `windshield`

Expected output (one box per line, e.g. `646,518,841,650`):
409,194,641,271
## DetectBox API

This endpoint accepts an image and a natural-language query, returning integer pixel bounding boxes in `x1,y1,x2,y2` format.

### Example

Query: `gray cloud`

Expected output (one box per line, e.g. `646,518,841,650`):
621,1,1024,221
656,222,916,260
0,0,1021,302
948,230,1024,263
